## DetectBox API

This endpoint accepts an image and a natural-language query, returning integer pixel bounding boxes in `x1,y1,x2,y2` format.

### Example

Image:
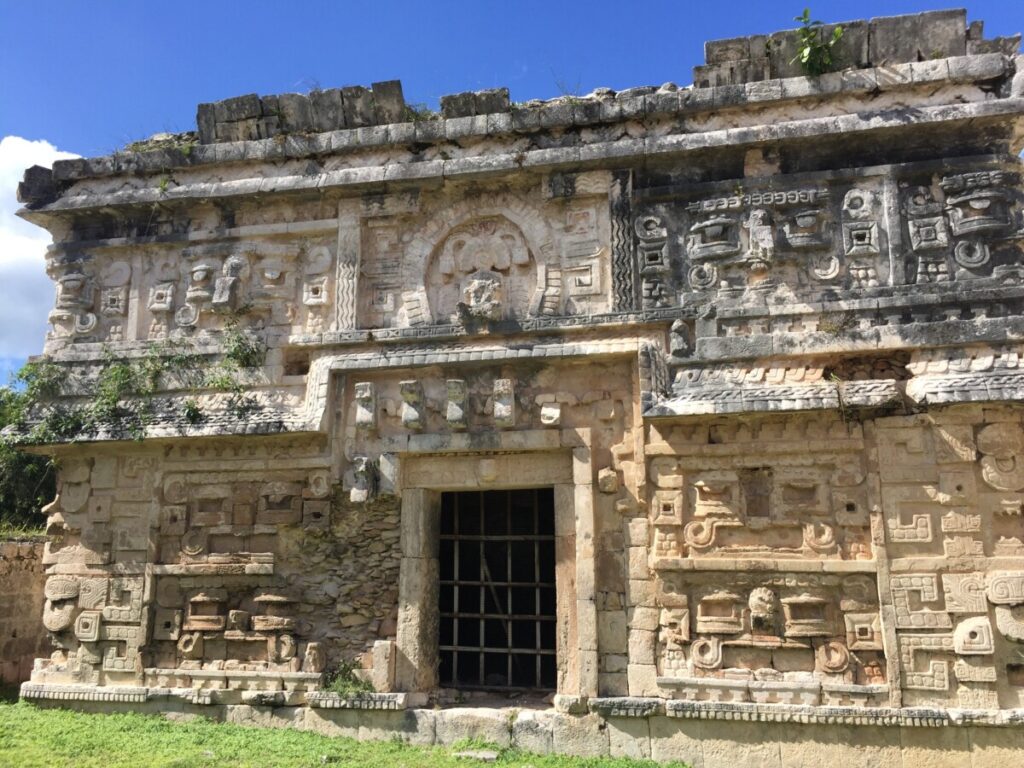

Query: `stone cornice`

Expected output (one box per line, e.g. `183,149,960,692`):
22,95,1024,223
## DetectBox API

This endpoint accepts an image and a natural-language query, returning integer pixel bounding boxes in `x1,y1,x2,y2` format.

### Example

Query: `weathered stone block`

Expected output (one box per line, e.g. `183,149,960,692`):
868,10,966,65
276,93,312,133
607,715,651,759
16,165,56,206
433,707,511,748
439,91,476,119
213,94,261,122
511,709,554,754
341,86,374,127
474,88,510,115
551,712,609,757
371,80,406,124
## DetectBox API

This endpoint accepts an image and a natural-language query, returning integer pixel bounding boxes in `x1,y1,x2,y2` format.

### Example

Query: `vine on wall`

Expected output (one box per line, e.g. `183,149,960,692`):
0,316,266,529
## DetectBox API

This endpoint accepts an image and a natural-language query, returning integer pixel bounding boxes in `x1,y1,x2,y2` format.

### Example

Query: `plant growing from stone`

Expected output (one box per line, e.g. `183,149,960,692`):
324,657,374,697
791,8,843,76
1,314,266,446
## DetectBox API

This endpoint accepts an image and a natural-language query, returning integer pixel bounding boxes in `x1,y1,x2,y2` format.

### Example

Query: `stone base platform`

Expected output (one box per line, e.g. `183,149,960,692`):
20,684,1024,766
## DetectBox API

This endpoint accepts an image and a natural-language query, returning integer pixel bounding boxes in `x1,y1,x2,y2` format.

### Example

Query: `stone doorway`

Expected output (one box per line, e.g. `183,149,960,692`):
438,488,557,691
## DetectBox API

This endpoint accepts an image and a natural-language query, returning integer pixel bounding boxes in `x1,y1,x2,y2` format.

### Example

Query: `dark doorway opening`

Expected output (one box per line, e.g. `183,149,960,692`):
438,488,557,691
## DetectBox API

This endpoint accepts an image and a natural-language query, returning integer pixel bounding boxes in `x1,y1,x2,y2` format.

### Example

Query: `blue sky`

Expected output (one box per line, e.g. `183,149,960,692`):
0,1,1021,377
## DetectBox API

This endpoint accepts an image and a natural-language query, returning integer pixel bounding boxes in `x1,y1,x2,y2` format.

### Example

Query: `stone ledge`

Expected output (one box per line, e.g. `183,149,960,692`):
589,696,665,717
21,682,1024,731
656,678,888,708
307,691,409,710
27,97,1024,217
662,698,1024,728
20,683,148,703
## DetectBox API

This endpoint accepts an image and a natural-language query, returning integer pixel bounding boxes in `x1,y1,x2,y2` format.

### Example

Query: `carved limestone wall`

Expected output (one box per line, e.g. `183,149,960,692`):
10,9,1024,755
633,408,1024,710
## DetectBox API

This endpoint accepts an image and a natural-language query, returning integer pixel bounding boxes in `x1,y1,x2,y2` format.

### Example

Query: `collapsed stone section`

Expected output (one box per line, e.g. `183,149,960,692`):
9,8,1024,754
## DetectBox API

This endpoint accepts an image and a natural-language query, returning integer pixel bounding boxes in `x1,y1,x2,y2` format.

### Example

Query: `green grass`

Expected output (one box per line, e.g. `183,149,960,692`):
0,700,686,768
0,522,46,539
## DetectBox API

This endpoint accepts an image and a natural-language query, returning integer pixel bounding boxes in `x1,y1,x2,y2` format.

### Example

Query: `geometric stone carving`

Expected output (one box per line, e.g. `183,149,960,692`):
953,617,994,654
899,633,954,691
74,610,102,643
940,510,981,533
101,577,143,623
842,222,879,256
886,505,933,543
995,605,1024,642
907,217,950,251
942,171,1012,236
845,612,882,650
986,571,1024,605
102,624,142,671
696,591,744,634
44,576,79,601
782,594,831,637
649,457,683,489
891,574,952,628
78,578,108,610
652,489,684,526
954,658,998,682
941,573,987,613
148,282,175,313
953,240,990,271
944,536,984,557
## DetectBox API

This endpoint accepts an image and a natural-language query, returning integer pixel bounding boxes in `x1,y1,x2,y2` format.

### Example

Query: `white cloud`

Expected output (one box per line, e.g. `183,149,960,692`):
0,136,79,362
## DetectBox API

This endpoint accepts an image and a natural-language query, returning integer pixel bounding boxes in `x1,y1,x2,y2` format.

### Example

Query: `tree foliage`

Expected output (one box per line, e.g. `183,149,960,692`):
0,383,55,533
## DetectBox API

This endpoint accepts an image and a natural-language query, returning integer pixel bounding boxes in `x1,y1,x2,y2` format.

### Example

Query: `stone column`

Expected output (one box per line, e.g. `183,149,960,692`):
394,488,440,692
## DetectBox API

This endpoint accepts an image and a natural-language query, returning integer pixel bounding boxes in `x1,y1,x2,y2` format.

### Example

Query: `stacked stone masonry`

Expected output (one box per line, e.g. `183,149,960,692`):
11,8,1024,764
0,540,50,685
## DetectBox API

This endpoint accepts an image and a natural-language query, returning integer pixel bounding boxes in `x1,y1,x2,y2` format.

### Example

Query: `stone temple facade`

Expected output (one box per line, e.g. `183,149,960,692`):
12,8,1024,763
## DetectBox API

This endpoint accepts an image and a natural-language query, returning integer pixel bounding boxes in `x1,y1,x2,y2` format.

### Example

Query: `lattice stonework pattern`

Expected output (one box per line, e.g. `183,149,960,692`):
10,7,1024,729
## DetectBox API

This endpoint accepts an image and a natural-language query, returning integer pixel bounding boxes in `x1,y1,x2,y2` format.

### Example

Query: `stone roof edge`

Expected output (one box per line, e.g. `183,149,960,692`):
21,96,1024,219
16,51,1019,205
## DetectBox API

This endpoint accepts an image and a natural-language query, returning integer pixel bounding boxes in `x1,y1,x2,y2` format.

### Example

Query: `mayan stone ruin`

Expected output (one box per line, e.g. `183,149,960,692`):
9,7,1024,763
